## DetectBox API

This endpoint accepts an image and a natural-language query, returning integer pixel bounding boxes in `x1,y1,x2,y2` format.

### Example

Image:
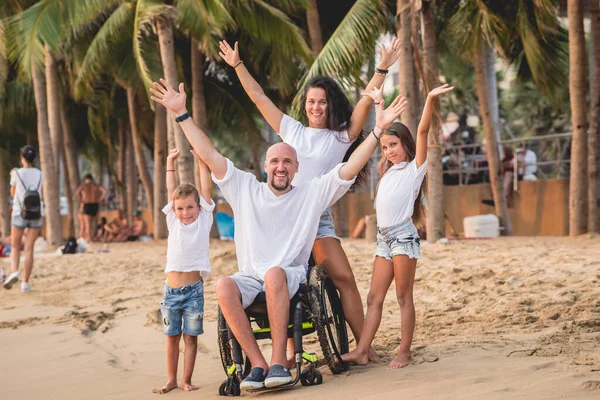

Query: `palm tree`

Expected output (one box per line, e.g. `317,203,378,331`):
567,0,588,235
589,0,600,234
306,0,323,57
0,150,11,237
420,0,444,242
397,0,419,136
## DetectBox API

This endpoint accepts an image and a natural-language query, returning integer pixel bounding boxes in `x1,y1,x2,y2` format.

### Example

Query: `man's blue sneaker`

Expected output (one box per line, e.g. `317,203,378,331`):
264,364,292,388
240,367,266,391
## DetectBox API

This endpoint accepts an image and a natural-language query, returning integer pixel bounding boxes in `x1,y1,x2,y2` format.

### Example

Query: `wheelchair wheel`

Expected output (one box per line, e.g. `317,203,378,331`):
308,265,349,374
217,307,251,377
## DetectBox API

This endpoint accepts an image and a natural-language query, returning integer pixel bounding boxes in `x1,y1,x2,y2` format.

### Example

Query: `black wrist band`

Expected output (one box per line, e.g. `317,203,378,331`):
371,130,381,141
175,112,190,123
376,67,388,74
234,60,244,68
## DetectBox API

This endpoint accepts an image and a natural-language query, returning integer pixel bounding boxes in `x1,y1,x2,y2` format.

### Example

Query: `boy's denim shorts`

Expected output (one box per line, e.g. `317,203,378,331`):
160,278,204,336
316,208,340,241
375,219,421,260
11,215,43,229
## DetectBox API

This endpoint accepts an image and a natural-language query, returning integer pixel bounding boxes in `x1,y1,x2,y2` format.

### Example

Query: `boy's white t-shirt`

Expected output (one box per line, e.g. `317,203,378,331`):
375,159,428,228
162,197,215,276
10,167,44,217
212,158,354,280
279,114,354,186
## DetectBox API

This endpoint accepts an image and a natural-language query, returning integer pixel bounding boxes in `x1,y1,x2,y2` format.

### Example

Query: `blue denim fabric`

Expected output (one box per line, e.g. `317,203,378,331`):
160,279,204,336
375,219,421,260
11,215,43,229
316,208,340,241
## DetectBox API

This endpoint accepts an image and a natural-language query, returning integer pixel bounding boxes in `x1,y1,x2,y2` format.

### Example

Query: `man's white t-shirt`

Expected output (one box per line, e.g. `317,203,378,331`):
162,197,215,276
279,114,354,186
212,159,355,280
375,159,428,228
10,168,44,217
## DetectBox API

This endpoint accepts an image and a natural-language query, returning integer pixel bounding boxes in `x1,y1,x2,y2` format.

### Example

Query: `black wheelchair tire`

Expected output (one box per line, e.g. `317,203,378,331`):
308,265,349,374
217,307,251,378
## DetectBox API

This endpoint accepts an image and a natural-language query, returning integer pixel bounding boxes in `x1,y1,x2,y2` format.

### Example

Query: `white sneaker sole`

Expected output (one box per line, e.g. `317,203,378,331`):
264,376,292,388
3,275,18,290
240,381,265,391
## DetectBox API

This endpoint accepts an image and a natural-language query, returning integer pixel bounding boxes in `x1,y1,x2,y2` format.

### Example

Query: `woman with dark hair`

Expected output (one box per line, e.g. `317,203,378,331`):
3,145,44,293
219,38,402,361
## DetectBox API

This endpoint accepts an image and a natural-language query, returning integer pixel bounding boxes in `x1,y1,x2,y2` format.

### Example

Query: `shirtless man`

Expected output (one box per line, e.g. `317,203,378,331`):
74,174,107,243
127,210,148,241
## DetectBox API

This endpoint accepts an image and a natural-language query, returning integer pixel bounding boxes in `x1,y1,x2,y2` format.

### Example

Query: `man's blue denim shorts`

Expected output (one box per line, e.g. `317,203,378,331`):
160,278,204,336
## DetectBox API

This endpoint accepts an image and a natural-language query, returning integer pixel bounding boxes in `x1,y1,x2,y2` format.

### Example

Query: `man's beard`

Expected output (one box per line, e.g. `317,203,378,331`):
270,175,290,191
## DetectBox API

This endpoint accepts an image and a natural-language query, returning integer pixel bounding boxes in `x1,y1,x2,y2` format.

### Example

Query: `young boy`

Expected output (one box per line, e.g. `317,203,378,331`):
153,149,215,394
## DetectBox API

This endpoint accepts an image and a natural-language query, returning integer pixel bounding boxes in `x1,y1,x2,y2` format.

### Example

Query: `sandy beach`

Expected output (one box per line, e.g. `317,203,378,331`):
1,236,599,399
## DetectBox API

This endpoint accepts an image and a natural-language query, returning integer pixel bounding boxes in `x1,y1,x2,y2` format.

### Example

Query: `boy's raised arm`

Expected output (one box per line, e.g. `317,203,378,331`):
150,79,228,180
166,149,180,201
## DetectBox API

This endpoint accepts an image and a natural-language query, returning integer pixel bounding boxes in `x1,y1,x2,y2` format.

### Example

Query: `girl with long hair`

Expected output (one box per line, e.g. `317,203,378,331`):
342,84,454,369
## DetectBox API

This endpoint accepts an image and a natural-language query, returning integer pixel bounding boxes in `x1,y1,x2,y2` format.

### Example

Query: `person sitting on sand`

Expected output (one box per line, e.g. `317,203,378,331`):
103,210,129,242
152,148,215,394
342,84,454,369
95,217,108,241
126,210,148,241
150,77,406,390
74,174,107,243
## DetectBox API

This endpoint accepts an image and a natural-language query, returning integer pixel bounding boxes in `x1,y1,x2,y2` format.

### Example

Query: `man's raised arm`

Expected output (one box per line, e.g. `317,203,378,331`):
150,78,228,179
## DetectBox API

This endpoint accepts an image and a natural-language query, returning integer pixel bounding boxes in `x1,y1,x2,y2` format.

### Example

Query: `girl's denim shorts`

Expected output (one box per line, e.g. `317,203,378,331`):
375,219,421,260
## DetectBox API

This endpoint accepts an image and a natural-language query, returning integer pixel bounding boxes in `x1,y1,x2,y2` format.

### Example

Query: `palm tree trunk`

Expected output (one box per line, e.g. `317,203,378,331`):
32,59,62,245
568,0,588,236
45,47,62,174
126,87,154,214
589,0,600,233
60,92,80,237
191,39,207,189
157,17,194,185
421,1,444,242
126,126,137,225
397,0,419,136
0,151,11,237
153,106,168,239
484,41,502,154
61,149,74,237
306,0,323,57
117,119,127,215
473,35,512,235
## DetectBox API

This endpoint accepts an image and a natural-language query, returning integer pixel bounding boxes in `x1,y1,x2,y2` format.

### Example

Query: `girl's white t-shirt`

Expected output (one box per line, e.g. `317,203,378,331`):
279,114,354,186
162,197,215,275
10,167,44,217
375,159,428,228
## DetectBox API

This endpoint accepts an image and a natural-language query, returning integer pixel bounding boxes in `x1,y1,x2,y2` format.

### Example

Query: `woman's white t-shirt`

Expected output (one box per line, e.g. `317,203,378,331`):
10,167,44,217
375,159,428,228
279,114,354,186
162,197,215,275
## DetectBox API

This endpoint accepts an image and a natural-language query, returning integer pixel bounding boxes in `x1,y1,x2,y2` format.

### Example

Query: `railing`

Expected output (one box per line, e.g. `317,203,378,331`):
442,132,573,186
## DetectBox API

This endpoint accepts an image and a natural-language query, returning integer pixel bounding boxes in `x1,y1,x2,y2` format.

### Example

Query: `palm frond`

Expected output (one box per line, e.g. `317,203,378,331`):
77,2,135,88
230,0,311,62
0,80,35,129
290,0,387,117
134,0,175,90
177,0,234,44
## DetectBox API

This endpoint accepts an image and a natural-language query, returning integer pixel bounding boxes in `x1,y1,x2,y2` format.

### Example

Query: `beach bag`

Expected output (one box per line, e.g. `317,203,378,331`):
15,170,42,220
62,237,78,254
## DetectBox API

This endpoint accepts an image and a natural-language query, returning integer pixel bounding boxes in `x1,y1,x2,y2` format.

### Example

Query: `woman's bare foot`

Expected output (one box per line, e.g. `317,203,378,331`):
152,381,178,394
341,349,369,365
387,352,412,369
368,346,380,363
181,381,199,391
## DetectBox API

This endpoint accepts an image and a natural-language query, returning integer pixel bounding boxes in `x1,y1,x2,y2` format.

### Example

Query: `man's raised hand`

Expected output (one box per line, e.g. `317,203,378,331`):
150,78,187,116
219,40,241,67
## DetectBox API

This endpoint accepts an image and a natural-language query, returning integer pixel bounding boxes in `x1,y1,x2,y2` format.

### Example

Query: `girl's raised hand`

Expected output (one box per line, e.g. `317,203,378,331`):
362,84,384,104
428,83,454,99
150,79,187,115
375,95,408,129
379,36,402,69
167,149,181,161
219,40,241,67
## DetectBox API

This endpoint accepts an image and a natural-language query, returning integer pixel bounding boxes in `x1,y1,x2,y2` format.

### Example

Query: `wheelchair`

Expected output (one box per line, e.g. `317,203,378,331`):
217,264,349,396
